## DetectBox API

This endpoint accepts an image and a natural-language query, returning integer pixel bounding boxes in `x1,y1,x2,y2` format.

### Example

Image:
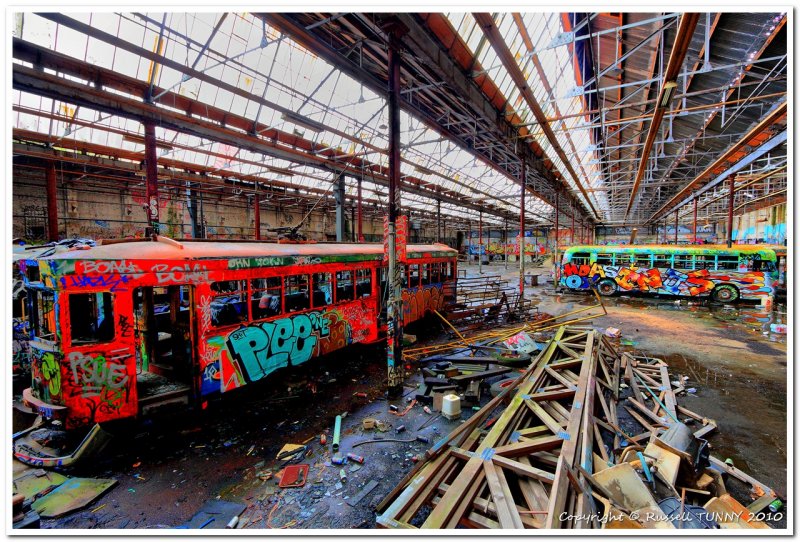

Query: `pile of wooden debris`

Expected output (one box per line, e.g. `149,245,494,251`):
377,326,782,530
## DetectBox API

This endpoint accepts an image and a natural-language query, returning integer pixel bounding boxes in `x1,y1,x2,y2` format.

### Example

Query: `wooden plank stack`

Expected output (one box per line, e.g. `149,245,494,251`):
377,326,780,530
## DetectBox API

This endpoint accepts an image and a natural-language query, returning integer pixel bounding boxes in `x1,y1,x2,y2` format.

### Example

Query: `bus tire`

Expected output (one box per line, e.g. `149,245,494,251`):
596,279,618,297
712,284,739,303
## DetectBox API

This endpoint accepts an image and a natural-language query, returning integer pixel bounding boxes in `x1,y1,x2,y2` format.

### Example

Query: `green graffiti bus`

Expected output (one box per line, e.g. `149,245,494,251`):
557,244,778,303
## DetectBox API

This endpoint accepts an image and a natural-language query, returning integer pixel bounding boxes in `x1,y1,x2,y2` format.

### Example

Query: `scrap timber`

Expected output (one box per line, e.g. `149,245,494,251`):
377,326,779,530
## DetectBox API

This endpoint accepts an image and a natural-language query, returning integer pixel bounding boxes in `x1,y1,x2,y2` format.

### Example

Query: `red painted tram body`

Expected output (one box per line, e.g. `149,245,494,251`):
19,238,458,429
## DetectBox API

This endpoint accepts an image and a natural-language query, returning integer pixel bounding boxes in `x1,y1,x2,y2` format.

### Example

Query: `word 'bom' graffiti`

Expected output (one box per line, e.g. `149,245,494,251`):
226,311,330,382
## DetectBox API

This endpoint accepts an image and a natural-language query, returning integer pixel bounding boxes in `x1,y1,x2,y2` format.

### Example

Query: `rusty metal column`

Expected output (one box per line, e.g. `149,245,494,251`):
693,196,698,244
554,190,559,270
571,206,575,244
144,121,160,235
46,161,59,241
385,23,406,397
727,175,735,248
335,175,346,242
357,177,364,242
478,210,483,274
436,198,441,244
254,186,261,240
519,159,525,299
674,210,679,244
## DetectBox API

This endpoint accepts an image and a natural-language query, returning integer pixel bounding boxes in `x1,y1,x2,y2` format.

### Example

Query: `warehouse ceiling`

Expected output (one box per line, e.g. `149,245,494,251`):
11,11,787,231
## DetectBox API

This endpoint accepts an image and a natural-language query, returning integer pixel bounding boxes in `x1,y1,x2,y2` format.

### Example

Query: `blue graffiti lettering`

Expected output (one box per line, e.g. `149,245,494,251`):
226,312,330,382
60,274,131,292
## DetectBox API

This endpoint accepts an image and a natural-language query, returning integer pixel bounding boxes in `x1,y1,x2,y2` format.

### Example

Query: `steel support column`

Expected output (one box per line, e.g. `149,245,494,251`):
143,121,160,235
436,198,441,244
519,159,526,299
335,175,346,242
693,196,698,244
254,191,261,240
727,175,735,248
357,177,364,242
674,210,679,244
571,207,575,244
479,210,483,274
554,190,560,275
385,23,407,397
46,161,58,241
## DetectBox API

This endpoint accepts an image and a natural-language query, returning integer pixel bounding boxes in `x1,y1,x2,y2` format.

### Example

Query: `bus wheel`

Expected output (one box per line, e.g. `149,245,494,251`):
596,279,618,297
712,284,739,303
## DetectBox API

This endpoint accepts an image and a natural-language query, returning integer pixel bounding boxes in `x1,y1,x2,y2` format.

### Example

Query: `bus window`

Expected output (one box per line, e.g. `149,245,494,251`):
596,253,614,266
356,268,372,298
421,264,432,286
335,270,354,303
695,255,716,269
653,253,672,268
312,273,333,307
634,254,652,268
211,280,248,327
673,255,694,270
31,290,56,341
69,292,115,345
251,277,282,319
717,255,739,270
571,252,591,266
750,258,776,272
408,264,420,288
285,275,311,313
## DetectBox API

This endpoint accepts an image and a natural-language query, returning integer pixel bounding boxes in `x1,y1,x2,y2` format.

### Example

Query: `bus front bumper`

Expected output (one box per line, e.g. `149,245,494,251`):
22,388,68,420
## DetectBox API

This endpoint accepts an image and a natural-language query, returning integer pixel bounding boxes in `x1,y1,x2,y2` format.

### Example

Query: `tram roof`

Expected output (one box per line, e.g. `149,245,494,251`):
36,238,457,262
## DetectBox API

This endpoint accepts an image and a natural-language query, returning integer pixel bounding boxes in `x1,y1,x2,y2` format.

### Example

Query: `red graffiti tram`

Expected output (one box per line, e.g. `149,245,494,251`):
19,237,457,429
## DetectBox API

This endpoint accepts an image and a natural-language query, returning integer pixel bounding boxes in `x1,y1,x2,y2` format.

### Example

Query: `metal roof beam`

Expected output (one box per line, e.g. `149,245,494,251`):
625,13,699,218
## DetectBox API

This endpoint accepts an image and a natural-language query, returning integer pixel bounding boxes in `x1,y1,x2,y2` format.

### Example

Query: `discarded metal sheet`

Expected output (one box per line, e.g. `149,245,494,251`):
31,477,117,518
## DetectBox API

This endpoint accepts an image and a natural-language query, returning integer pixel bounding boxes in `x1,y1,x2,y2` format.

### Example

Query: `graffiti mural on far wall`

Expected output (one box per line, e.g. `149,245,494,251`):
560,263,772,298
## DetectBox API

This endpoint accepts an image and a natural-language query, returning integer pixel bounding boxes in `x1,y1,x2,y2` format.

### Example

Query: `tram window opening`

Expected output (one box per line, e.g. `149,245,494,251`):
421,264,432,286
31,290,56,341
335,270,354,303
312,273,333,308
210,280,248,327
445,262,455,280
409,264,420,288
634,254,652,268
284,275,311,313
673,255,694,270
251,277,282,320
430,263,441,284
356,268,372,298
69,292,115,345
750,258,775,272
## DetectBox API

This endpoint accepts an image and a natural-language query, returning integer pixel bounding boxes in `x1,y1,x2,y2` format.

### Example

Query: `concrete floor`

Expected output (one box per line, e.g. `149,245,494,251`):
16,259,787,529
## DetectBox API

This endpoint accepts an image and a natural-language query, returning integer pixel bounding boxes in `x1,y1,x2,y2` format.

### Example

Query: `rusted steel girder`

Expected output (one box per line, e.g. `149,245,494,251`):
625,13,700,218
649,102,787,222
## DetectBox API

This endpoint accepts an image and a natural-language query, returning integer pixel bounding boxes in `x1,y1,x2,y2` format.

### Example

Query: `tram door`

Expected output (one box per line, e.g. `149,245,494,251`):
133,285,195,403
